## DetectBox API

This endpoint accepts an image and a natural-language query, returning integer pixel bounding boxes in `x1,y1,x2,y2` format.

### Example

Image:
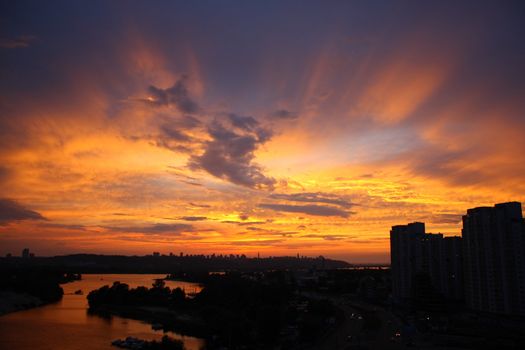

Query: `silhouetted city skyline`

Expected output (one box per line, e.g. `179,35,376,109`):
391,201,525,317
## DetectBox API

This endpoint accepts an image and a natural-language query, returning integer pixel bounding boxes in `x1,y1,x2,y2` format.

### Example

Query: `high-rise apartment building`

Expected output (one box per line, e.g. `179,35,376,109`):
390,222,463,303
462,202,525,316
443,236,464,300
390,222,425,301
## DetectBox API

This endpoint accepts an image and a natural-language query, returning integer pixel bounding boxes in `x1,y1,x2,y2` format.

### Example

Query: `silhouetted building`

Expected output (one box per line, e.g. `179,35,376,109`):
390,222,463,304
390,222,425,302
22,248,30,258
443,236,464,300
462,202,525,316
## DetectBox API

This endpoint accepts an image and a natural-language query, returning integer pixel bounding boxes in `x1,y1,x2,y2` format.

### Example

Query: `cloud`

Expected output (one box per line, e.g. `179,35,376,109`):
431,213,462,224
260,192,354,219
0,166,10,183
270,109,298,120
159,123,194,143
140,81,275,189
155,124,196,153
145,76,199,113
270,192,352,208
90,173,183,206
401,145,481,186
228,239,284,247
180,180,203,187
227,113,258,131
0,198,46,224
189,202,211,208
246,226,265,231
115,234,207,243
41,223,89,231
153,114,206,154
322,236,346,241
221,219,272,226
258,203,351,218
348,237,389,244
175,115,202,129
222,220,268,226
103,223,194,235
131,114,203,154
303,234,349,241
243,227,299,237
73,150,100,158
179,216,207,221
0,35,36,49
189,119,275,189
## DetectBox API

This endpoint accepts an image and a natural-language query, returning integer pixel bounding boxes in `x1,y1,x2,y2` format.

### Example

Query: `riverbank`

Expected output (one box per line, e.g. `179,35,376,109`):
90,304,208,339
0,291,45,316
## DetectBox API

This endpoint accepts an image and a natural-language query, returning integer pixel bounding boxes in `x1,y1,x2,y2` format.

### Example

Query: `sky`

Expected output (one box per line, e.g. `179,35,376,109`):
1,1,524,263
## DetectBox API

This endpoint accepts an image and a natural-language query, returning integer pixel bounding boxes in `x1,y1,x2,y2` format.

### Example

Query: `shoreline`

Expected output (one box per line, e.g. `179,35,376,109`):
89,304,208,339
0,291,46,316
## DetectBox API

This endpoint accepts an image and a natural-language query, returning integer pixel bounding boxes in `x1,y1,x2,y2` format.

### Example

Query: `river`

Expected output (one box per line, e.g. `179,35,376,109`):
0,274,205,350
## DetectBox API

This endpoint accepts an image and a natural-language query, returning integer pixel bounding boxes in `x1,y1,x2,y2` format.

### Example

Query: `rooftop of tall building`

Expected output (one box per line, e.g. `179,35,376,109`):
466,201,522,218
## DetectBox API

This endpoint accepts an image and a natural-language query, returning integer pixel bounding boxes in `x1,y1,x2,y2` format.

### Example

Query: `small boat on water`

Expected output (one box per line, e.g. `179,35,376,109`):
74,289,83,295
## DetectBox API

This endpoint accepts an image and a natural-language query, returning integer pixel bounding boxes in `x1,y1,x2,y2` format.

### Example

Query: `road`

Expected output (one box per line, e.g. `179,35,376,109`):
305,293,406,350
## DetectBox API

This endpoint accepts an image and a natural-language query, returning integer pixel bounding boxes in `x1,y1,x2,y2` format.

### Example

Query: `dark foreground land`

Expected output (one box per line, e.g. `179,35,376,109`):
3,255,525,349
87,267,525,350
112,335,185,350
88,271,344,349
0,267,79,315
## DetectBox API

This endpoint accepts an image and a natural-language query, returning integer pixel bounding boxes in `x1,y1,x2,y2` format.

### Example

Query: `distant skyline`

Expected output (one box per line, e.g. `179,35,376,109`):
1,1,525,263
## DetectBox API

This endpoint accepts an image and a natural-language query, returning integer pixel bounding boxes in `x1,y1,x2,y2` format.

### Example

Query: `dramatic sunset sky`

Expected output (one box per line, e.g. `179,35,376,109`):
1,1,524,262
